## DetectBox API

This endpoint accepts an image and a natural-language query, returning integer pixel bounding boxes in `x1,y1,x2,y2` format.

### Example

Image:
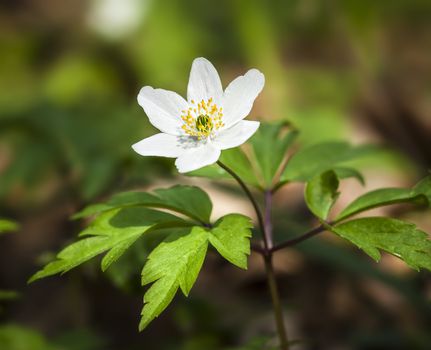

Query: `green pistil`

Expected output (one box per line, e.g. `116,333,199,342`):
196,115,213,133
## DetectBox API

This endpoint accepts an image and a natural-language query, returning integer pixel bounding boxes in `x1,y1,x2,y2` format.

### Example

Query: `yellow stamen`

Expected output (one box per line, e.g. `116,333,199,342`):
180,97,224,139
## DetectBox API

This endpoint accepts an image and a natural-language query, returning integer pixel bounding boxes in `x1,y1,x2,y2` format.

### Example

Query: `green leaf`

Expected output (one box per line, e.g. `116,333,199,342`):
250,122,298,187
305,170,339,220
140,227,209,330
332,217,431,270
281,141,375,182
336,175,431,221
138,213,253,330
73,185,212,224
29,208,187,282
186,148,261,188
412,175,431,201
0,219,18,234
208,214,253,269
333,167,365,185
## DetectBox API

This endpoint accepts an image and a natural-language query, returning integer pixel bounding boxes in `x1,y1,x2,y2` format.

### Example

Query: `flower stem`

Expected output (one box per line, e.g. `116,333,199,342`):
264,254,289,350
263,190,289,350
264,190,274,249
216,161,269,252
216,161,289,349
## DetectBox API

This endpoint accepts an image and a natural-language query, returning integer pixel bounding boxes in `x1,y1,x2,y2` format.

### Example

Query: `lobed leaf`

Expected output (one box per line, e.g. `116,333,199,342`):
73,185,213,224
250,122,298,188
305,170,339,220
140,227,209,330
336,175,431,221
31,181,254,332
332,217,431,271
281,141,374,182
139,213,253,329
208,214,253,269
29,208,187,282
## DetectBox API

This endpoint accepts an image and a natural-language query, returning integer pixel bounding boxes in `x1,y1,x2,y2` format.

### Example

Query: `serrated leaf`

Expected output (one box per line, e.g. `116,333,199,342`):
140,227,209,330
281,141,374,182
208,214,253,269
250,122,298,187
336,175,431,221
186,148,261,188
103,235,156,291
332,217,431,270
0,219,19,234
138,213,253,330
29,208,186,282
305,170,339,220
100,239,137,272
74,185,212,224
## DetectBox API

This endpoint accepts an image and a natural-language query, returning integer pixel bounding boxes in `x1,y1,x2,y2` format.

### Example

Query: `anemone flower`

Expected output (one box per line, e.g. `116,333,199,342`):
132,57,264,173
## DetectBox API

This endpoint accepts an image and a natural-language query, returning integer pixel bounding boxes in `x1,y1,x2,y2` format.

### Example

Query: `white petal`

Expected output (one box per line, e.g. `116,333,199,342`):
175,143,221,173
213,120,260,150
132,133,188,158
137,86,189,135
187,57,223,106
222,69,264,128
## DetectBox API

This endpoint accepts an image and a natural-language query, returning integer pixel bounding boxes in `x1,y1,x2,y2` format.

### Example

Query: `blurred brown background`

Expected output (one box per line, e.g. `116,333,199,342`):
0,0,430,349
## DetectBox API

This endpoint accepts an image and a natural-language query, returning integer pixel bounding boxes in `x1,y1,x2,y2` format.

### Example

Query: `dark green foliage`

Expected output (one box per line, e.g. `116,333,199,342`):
336,176,431,221
302,170,431,271
332,217,431,271
188,128,372,193
29,208,187,282
140,227,209,330
208,214,252,269
0,105,152,203
30,186,253,331
333,167,365,185
250,122,298,187
74,185,213,224
0,325,57,350
139,213,252,330
0,290,19,302
25,123,431,334
187,148,261,188
281,141,374,182
305,170,339,220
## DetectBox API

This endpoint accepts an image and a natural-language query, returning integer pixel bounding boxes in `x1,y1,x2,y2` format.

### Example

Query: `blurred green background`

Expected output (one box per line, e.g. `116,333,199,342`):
0,0,431,349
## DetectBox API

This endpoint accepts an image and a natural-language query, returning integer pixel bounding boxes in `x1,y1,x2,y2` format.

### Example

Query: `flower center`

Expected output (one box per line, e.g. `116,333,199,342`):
181,98,224,139
196,115,212,133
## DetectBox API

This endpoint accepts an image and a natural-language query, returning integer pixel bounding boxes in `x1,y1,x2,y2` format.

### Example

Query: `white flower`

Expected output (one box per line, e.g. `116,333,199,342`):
132,57,265,173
